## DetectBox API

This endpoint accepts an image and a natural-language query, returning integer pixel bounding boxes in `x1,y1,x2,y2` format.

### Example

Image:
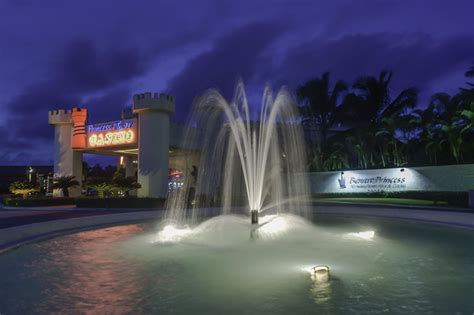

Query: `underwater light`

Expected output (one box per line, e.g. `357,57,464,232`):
311,265,330,282
153,225,191,243
345,230,375,241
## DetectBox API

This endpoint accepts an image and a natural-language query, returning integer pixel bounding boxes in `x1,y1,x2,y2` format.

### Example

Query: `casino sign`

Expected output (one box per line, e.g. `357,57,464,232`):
86,119,137,148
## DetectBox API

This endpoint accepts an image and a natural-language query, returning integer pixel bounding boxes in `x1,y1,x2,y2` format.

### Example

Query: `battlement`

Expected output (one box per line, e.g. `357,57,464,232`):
71,107,88,123
48,109,72,125
132,92,175,114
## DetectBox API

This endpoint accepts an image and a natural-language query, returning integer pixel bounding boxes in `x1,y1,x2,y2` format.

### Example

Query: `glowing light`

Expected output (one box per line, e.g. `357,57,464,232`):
311,265,330,283
86,119,137,148
88,129,135,147
344,230,375,241
255,216,288,239
153,225,191,243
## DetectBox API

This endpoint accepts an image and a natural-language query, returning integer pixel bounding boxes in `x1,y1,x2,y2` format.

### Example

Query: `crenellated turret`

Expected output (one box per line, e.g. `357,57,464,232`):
132,91,176,198
48,107,83,197
132,92,175,114
48,109,72,125
71,108,88,149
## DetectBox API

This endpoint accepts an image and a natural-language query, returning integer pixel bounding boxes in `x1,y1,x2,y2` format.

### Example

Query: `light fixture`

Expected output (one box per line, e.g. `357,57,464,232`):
153,224,191,243
345,230,375,241
251,210,259,224
311,265,330,282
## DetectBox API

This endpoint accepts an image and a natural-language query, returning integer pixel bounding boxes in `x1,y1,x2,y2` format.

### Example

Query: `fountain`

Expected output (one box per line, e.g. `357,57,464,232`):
2,83,473,314
165,81,310,227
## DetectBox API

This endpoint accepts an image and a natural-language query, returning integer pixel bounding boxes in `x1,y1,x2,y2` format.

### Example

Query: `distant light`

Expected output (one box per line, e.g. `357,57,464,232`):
345,230,375,241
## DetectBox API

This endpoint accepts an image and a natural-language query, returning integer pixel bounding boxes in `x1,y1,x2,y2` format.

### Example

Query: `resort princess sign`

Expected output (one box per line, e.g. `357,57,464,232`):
86,119,137,148
337,172,407,192
309,168,425,194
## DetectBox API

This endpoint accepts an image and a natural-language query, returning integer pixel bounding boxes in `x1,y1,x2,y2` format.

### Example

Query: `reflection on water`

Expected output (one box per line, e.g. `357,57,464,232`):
24,225,144,314
62,225,143,313
310,277,332,304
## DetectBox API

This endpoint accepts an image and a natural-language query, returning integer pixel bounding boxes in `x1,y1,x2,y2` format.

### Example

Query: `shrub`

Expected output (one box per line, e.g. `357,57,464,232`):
75,197,164,208
312,191,469,207
9,181,40,199
4,197,75,207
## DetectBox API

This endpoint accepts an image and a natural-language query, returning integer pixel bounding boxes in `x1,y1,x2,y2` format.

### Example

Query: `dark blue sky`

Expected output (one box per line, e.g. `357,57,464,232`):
1,0,473,165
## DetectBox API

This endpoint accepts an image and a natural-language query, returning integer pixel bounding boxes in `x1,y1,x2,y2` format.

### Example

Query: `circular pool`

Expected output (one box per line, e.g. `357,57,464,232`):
0,214,473,314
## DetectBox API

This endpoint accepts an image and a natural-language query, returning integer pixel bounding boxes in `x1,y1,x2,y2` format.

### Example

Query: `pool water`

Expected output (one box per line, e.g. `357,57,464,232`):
0,214,473,314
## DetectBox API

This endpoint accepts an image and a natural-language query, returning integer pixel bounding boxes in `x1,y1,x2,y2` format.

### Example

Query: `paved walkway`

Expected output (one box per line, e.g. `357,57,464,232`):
312,202,474,229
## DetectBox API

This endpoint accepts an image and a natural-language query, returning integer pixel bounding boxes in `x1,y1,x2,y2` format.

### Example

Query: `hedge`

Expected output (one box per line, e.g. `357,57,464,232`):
3,197,75,207
75,197,165,208
312,191,469,208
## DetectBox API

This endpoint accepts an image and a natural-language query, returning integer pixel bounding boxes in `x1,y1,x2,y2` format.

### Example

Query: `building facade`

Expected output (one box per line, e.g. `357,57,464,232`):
49,92,196,198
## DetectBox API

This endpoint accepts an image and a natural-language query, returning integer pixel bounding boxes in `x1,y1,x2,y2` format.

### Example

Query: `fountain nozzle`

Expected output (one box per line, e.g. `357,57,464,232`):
251,210,259,224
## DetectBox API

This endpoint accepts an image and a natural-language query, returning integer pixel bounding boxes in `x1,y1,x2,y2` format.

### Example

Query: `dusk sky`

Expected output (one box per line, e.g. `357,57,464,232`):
1,0,473,166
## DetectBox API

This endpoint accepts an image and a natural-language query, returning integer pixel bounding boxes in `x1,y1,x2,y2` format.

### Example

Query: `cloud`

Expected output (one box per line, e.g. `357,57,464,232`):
0,38,156,164
166,21,285,119
5,39,153,140
270,32,474,98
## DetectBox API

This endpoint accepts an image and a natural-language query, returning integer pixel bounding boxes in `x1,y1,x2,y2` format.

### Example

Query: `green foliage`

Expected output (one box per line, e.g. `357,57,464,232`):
87,183,115,198
9,181,39,198
4,197,75,207
112,166,141,196
312,191,469,208
85,166,141,198
301,66,474,170
52,176,80,197
75,197,164,208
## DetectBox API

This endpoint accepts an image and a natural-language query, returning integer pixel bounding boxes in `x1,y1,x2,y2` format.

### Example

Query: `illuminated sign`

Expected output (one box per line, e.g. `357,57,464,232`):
86,119,138,148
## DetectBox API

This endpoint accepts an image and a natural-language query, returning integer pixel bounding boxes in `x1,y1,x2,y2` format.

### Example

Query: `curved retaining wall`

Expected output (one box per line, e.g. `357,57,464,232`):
0,205,472,254
0,211,163,253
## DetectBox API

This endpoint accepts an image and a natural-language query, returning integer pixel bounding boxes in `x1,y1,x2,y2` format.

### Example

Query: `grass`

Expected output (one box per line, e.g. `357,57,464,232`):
318,197,448,206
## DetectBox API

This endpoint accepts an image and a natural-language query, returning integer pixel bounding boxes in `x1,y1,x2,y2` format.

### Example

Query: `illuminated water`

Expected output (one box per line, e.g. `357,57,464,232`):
166,82,310,223
1,215,473,314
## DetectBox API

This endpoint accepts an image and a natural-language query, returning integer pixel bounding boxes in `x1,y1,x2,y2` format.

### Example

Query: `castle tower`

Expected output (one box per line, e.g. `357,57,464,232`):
71,108,88,149
48,109,83,197
133,92,175,198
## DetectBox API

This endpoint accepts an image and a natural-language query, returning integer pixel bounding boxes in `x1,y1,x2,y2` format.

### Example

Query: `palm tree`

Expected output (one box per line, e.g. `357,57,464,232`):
340,70,418,126
297,72,347,142
376,115,408,167
88,183,114,198
52,176,80,197
112,166,141,196
113,176,141,196
323,142,349,171
465,62,474,88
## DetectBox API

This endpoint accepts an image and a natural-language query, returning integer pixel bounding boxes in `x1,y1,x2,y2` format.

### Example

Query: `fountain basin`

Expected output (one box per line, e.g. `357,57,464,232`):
0,210,473,314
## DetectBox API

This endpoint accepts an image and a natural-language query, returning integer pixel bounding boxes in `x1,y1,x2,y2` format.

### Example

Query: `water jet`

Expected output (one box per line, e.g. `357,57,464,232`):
250,210,259,224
